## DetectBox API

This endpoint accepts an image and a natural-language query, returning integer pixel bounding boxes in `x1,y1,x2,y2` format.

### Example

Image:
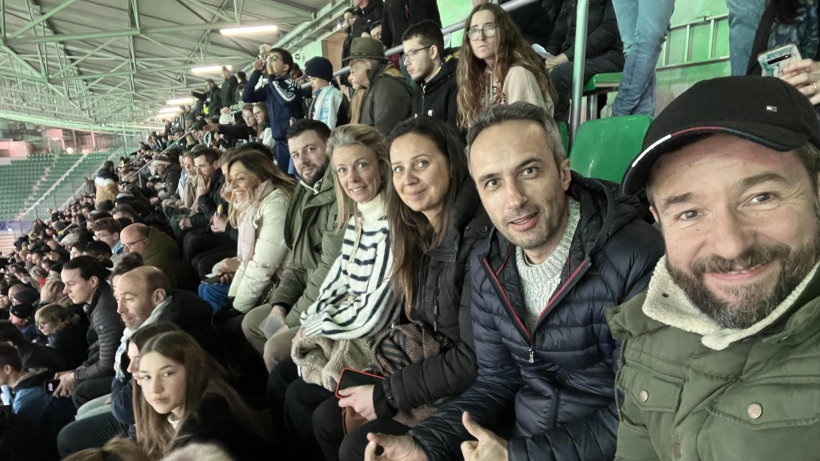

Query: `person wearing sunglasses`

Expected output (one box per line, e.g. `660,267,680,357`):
456,3,557,130
242,48,305,177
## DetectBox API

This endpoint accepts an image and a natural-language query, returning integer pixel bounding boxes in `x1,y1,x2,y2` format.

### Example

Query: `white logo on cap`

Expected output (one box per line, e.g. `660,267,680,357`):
766,105,778,112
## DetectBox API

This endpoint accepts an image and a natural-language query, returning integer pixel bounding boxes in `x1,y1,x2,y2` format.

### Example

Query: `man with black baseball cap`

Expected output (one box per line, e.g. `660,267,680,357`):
608,76,820,461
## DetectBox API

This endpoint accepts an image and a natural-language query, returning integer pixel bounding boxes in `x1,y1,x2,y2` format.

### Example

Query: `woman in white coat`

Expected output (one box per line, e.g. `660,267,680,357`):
225,147,296,312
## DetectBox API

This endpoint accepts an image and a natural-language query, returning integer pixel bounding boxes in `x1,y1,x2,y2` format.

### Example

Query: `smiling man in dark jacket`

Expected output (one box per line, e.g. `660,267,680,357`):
368,103,663,461
402,20,459,134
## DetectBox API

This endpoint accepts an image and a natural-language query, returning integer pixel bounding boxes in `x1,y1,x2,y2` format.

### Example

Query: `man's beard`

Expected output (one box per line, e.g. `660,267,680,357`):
301,157,329,186
668,232,820,330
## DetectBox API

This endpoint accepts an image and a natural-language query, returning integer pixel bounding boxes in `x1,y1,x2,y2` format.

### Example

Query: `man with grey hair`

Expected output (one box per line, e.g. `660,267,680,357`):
367,102,663,461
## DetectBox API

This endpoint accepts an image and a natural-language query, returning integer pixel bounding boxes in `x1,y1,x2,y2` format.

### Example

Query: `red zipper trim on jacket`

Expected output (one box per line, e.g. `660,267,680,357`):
535,259,589,327
483,256,532,342
495,245,515,277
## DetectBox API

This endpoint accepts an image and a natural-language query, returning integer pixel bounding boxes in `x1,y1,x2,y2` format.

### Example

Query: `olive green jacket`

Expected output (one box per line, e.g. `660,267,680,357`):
270,166,344,327
607,256,820,461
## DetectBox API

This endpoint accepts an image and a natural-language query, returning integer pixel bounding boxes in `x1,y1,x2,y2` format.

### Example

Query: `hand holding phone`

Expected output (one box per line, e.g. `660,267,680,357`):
335,368,383,399
758,43,802,77
43,379,61,394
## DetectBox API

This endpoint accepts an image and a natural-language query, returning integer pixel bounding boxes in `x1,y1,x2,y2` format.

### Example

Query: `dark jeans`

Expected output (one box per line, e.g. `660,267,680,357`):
549,54,625,121
267,357,332,460
182,228,235,268
72,376,113,409
57,411,130,457
313,396,410,461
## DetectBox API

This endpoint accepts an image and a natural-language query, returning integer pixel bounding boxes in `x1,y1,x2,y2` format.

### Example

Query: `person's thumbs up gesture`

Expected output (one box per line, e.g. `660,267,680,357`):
460,412,508,461
364,433,427,461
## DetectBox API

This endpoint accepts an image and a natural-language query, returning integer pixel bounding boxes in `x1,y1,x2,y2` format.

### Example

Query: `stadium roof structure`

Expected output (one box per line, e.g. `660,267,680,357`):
0,0,346,132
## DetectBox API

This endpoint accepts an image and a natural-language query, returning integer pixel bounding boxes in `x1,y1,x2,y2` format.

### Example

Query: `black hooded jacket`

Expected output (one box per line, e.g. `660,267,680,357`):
412,51,459,133
410,174,664,461
49,315,89,370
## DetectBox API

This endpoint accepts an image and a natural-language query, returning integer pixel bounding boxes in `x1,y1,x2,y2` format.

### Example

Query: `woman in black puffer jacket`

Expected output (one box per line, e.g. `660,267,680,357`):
312,117,492,461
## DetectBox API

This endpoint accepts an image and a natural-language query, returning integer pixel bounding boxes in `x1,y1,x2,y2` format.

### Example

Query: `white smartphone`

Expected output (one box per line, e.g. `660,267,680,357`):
758,43,802,77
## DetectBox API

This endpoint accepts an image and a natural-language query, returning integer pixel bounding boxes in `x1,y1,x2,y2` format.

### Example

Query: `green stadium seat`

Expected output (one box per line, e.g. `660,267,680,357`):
557,122,569,156
569,115,652,183
581,72,623,122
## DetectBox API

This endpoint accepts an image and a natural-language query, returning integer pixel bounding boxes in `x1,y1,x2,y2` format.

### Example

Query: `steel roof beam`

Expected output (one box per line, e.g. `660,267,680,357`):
52,36,117,77
178,0,234,22
0,110,146,132
6,19,296,45
51,56,249,82
6,0,84,40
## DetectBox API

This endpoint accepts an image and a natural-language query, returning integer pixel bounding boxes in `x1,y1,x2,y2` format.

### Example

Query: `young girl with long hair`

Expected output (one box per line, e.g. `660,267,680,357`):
252,103,276,152
457,3,557,129
133,331,272,460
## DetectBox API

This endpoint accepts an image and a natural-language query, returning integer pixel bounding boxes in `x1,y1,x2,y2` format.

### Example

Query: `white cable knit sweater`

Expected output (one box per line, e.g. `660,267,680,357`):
515,198,581,332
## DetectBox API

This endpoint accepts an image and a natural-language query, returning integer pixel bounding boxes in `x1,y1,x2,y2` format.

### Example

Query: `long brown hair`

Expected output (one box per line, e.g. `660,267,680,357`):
253,103,269,138
456,3,557,129
133,331,264,459
386,117,470,314
224,149,297,227
326,124,391,230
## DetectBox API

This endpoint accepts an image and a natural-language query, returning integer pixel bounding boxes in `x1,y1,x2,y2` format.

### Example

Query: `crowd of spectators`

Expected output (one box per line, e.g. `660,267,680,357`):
2,0,820,460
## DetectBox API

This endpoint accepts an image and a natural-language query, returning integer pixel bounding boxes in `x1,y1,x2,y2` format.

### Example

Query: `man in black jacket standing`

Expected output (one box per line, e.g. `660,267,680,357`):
367,103,663,461
55,257,124,408
402,20,459,133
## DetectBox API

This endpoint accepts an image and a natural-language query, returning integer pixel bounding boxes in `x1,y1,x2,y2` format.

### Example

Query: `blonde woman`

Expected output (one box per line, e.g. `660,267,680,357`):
266,124,400,460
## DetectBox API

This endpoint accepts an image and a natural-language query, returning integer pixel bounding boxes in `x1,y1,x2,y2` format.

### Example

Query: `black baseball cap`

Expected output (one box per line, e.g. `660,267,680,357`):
622,76,820,195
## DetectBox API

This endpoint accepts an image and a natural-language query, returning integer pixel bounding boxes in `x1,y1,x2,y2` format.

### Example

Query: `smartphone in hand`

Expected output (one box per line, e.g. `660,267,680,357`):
758,43,802,77
43,379,61,394
335,368,384,398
